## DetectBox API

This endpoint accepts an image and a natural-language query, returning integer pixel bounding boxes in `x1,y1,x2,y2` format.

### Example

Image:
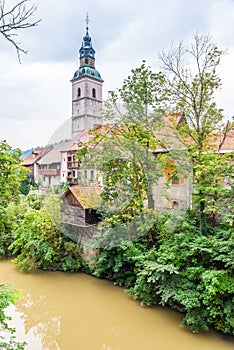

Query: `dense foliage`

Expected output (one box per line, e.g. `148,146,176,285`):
0,141,27,208
91,211,234,335
9,201,87,272
0,185,86,272
0,141,27,256
130,217,234,334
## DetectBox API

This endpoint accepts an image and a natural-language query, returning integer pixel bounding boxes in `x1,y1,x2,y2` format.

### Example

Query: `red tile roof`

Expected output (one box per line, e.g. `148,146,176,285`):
215,129,234,152
60,124,117,152
22,146,53,166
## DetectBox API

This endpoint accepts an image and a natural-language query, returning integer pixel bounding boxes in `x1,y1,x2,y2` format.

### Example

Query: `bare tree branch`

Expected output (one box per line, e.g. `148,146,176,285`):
0,0,41,62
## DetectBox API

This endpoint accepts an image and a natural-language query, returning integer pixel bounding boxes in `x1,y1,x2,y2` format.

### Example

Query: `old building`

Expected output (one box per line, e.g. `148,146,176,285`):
22,146,53,184
38,141,72,188
71,15,103,138
60,127,99,186
61,185,101,245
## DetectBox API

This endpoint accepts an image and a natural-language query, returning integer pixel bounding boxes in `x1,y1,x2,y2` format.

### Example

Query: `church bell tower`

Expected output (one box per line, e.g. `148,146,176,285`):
71,14,103,138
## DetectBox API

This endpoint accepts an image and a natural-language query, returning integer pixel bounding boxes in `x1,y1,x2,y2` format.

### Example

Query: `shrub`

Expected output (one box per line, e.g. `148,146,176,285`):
9,208,87,272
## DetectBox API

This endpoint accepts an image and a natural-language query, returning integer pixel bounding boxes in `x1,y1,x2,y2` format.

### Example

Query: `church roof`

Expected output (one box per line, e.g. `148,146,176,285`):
72,14,103,82
72,66,103,81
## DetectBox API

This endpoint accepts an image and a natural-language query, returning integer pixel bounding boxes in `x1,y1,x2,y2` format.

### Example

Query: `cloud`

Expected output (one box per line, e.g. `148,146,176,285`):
0,0,234,150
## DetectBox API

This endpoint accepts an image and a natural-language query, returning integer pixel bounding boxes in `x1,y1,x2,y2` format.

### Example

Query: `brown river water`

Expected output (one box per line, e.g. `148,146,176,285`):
0,260,233,350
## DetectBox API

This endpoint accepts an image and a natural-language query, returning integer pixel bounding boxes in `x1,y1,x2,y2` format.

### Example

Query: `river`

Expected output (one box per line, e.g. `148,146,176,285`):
0,260,233,350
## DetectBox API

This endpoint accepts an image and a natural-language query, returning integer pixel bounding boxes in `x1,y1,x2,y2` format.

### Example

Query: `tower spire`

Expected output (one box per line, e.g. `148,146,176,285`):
73,13,103,81
85,13,90,32
71,15,103,138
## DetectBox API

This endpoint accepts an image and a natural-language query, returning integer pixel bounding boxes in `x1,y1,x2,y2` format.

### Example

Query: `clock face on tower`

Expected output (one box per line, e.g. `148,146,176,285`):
88,57,94,66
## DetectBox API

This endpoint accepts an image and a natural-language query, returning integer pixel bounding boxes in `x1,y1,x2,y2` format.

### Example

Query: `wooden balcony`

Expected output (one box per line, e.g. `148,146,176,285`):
39,169,60,176
67,162,80,169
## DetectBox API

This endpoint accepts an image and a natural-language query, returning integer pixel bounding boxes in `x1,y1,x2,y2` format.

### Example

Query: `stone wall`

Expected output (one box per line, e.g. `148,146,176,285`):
153,176,192,212
62,222,98,247
61,202,86,226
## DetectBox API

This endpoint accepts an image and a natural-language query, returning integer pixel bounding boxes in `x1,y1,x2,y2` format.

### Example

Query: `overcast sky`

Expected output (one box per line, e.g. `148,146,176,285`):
1,0,234,150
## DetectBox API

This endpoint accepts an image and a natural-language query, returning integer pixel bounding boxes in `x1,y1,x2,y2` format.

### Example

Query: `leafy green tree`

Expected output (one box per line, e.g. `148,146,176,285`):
0,141,27,256
0,201,27,256
119,62,166,208
0,141,27,207
128,212,234,335
159,33,232,232
76,63,168,251
9,195,87,272
78,62,164,228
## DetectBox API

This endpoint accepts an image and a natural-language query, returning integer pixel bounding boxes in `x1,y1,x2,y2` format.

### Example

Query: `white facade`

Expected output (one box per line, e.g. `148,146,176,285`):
71,76,103,137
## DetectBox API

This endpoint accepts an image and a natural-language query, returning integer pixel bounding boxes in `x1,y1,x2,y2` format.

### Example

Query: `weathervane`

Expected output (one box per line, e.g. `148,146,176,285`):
86,13,90,31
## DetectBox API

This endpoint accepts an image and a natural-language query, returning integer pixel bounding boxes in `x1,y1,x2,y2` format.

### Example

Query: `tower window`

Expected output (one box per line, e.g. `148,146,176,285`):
77,87,81,97
92,88,96,98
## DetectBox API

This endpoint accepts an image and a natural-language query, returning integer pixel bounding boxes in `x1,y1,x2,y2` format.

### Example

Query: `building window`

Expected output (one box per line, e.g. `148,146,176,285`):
172,178,180,185
172,201,179,209
77,87,81,97
92,88,96,98
84,170,87,179
90,170,94,180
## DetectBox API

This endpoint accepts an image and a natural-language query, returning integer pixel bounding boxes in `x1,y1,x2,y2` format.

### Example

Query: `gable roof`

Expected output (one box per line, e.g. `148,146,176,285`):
60,124,117,153
38,141,72,165
22,146,53,166
62,185,102,209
